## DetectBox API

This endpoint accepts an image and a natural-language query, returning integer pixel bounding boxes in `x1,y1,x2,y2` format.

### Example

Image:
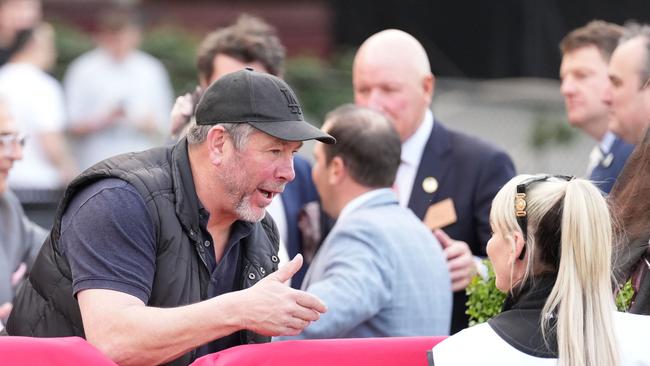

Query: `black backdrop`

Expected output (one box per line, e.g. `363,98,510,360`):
332,0,650,78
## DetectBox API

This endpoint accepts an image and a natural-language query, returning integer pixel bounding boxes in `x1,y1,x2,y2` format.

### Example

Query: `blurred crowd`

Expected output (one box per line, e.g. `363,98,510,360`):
0,0,649,365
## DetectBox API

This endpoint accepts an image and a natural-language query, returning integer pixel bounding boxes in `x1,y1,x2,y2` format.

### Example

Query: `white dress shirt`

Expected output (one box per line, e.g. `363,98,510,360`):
586,130,617,176
266,195,290,265
395,110,434,207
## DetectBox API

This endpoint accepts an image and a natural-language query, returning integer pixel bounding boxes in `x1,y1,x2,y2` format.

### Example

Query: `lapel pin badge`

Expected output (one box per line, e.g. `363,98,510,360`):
422,177,438,194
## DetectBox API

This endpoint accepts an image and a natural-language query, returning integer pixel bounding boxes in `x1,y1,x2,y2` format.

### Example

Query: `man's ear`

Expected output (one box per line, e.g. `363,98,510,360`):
328,156,346,185
422,73,435,104
206,125,228,165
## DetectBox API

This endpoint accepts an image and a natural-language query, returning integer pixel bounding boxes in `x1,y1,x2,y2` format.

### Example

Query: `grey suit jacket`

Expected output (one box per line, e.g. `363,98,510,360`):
291,189,452,339
0,190,47,304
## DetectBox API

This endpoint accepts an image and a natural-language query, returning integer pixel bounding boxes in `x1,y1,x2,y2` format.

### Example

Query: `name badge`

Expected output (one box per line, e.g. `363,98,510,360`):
423,198,457,230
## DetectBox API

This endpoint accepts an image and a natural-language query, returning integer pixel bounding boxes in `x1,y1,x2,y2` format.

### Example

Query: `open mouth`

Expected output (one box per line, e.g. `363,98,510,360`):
258,189,274,199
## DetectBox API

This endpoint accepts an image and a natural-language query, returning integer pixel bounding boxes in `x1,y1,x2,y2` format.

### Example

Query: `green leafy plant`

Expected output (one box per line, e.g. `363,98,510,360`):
465,259,506,326
140,26,199,95
52,22,93,80
467,261,636,326
285,50,354,126
616,280,634,312
51,22,199,96
529,113,578,150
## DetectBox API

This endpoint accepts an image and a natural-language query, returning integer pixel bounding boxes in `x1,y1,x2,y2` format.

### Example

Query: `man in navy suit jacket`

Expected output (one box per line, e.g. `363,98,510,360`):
353,29,515,333
560,21,634,194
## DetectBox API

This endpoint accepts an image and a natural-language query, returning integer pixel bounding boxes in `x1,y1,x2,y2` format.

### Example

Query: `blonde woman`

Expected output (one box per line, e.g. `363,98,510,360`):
432,175,650,366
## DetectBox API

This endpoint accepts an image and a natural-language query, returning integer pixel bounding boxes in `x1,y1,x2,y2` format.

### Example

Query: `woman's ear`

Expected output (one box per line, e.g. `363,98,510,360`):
511,230,526,261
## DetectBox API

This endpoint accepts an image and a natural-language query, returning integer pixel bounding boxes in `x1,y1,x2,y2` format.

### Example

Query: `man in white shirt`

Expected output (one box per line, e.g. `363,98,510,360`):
64,7,173,170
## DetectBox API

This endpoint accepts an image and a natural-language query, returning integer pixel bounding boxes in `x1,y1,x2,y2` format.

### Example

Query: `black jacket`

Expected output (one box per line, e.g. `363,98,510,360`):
7,139,280,365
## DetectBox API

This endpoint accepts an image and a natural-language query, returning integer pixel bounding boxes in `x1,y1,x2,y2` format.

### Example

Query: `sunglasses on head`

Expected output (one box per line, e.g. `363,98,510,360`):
514,174,573,260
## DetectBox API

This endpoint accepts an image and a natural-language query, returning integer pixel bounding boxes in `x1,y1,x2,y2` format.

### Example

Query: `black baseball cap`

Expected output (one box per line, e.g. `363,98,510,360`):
195,68,336,144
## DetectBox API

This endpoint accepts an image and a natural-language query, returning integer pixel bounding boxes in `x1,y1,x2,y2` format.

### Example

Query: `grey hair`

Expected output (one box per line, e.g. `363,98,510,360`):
619,21,650,88
186,121,257,150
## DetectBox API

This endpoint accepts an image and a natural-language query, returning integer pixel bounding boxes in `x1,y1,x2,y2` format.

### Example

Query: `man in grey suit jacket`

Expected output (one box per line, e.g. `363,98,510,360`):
278,105,452,340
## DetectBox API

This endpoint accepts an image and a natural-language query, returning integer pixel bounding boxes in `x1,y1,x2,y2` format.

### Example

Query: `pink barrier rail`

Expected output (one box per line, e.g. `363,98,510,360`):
192,336,447,366
0,336,117,365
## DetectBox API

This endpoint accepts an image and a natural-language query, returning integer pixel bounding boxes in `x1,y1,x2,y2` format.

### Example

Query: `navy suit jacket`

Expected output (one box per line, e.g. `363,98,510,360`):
282,155,319,288
589,136,634,194
407,120,515,257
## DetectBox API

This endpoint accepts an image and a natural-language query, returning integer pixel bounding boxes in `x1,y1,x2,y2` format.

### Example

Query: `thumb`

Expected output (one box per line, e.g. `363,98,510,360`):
272,254,303,283
0,302,12,319
434,229,452,248
11,262,27,287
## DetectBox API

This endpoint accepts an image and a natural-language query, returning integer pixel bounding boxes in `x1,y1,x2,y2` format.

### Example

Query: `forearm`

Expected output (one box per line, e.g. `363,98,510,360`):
81,290,244,366
79,256,326,365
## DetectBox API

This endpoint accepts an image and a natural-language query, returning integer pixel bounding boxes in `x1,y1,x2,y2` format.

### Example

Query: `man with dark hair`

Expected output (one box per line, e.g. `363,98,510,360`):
7,69,331,366
171,14,286,137
196,14,285,85
172,14,323,289
559,20,634,193
278,104,451,339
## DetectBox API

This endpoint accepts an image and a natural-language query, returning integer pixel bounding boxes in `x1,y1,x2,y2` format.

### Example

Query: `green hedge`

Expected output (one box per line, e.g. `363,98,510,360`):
51,22,353,125
466,259,635,325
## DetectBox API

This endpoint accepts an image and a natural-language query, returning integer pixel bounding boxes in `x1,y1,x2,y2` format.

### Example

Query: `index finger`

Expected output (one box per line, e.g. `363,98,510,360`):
434,229,453,248
295,292,327,314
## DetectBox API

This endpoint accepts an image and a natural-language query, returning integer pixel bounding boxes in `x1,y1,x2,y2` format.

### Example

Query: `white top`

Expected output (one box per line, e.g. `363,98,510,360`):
395,110,433,207
64,48,173,169
266,195,290,266
432,312,650,365
0,63,67,189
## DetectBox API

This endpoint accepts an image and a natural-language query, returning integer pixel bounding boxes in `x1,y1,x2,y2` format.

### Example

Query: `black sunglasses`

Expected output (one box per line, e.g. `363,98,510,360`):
514,175,573,260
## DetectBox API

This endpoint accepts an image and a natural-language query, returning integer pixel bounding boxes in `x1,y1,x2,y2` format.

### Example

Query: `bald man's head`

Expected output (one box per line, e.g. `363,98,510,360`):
353,29,434,142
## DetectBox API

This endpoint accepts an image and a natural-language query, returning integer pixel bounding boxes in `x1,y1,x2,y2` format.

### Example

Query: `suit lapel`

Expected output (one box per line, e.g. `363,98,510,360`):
408,120,453,220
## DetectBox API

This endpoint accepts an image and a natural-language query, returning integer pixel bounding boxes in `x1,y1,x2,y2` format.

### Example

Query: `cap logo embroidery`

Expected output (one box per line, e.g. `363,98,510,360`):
280,88,302,115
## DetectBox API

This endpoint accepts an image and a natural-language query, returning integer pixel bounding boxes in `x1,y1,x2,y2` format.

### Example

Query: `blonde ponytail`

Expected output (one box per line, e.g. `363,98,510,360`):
542,179,618,366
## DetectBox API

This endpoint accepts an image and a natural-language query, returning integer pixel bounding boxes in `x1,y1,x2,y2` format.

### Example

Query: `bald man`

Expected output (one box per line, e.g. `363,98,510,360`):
353,29,515,333
605,23,650,145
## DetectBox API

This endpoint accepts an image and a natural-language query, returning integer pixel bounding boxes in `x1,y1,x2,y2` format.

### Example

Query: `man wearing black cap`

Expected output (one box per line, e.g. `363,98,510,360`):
6,69,332,366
